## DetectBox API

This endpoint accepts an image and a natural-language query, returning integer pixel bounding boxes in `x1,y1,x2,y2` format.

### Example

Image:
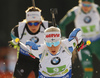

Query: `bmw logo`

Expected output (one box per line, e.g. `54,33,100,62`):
84,16,91,23
30,36,39,43
51,57,61,65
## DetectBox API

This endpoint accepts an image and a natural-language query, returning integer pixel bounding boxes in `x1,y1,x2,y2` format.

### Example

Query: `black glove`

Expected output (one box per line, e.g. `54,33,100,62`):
76,40,84,51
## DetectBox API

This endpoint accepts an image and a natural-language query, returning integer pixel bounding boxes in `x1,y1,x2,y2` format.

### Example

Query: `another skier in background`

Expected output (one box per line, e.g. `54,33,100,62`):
59,0,100,78
10,6,50,78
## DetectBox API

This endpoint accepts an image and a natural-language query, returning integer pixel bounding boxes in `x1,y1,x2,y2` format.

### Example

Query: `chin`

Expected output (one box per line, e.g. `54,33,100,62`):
84,9,89,13
32,31,36,33
51,53,56,55
85,10,88,12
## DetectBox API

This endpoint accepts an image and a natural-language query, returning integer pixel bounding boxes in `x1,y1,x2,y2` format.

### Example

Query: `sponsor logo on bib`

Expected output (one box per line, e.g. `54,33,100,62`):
84,16,91,23
30,36,39,43
51,57,61,65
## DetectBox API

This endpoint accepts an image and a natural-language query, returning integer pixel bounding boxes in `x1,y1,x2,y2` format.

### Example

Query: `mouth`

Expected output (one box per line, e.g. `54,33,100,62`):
52,51,56,53
32,29,36,31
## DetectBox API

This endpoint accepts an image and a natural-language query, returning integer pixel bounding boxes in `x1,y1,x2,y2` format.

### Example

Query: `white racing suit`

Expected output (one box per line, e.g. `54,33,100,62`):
28,28,82,78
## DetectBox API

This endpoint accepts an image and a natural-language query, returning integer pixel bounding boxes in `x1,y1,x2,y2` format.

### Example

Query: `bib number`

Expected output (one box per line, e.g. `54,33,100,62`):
81,25,95,33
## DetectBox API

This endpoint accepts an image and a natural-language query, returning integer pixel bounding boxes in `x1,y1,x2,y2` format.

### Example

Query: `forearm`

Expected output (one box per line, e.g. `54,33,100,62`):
9,25,19,47
26,41,46,59
11,25,19,40
11,32,18,40
68,28,83,51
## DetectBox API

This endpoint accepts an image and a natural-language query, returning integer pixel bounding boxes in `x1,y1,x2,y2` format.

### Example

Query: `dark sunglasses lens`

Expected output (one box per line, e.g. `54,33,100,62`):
82,3,91,7
28,22,32,26
34,22,39,26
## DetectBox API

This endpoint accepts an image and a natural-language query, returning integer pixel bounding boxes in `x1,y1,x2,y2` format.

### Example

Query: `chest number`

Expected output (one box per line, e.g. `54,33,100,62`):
81,25,95,33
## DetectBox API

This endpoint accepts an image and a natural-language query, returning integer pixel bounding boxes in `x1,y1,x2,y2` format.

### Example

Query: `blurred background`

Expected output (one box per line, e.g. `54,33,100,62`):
0,0,100,78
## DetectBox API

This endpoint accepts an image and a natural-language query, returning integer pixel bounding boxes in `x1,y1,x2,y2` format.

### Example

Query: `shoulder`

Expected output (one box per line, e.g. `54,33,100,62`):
69,6,80,13
17,22,26,38
72,6,80,11
71,6,80,15
12,22,26,30
94,4,100,14
38,44,47,51
41,20,49,28
61,38,75,47
42,20,48,23
67,6,80,17
61,38,69,46
93,4,99,8
42,20,48,25
61,36,78,48
93,4,100,10
40,44,47,48
18,22,26,31
61,39,73,56
18,22,26,28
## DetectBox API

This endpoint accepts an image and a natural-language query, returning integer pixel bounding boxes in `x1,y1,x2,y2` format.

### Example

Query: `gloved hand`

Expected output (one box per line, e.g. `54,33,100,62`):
8,38,20,47
12,38,20,45
76,40,84,51
8,40,15,48
76,40,91,51
68,28,82,44
26,41,41,50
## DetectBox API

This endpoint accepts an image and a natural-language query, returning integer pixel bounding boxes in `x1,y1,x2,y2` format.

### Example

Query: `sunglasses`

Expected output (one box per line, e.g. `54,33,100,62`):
27,22,40,26
46,41,60,47
82,3,92,7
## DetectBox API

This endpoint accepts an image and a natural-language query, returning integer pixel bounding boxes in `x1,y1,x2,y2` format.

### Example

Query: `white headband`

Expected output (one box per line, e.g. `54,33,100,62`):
26,11,41,22
44,32,61,42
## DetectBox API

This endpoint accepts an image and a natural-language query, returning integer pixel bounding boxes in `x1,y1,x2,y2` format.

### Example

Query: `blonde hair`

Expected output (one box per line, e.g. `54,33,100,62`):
79,0,81,3
25,6,41,13
44,26,60,33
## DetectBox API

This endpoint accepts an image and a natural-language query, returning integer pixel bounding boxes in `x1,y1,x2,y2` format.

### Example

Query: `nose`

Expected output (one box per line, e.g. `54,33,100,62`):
51,45,55,47
50,45,55,51
51,45,56,49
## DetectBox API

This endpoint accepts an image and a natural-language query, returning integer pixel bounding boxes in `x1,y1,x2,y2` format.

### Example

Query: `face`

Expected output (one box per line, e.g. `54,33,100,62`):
81,1,92,13
47,41,61,55
27,21,42,33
